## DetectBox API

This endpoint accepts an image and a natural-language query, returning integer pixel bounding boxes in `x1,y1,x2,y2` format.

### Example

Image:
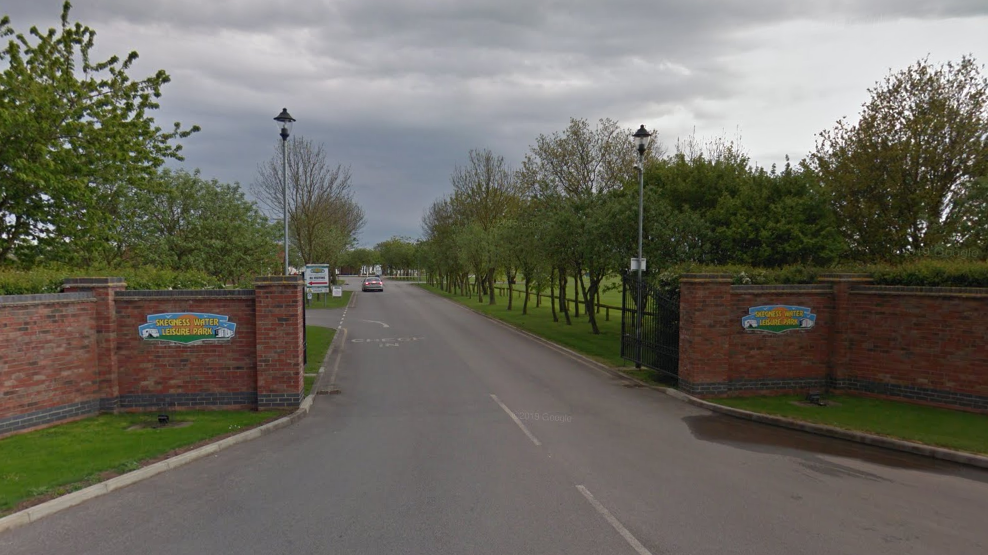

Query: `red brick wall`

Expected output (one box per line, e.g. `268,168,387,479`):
0,294,100,433
1,276,305,438
679,274,988,412
114,296,257,411
254,277,305,408
844,288,988,409
679,275,732,387
728,289,834,389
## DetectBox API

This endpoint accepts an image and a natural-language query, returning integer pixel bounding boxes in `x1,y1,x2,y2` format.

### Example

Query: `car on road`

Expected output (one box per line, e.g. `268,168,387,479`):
362,277,384,292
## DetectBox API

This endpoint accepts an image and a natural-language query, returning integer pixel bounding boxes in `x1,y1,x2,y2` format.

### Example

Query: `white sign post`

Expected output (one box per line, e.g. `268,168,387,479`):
332,286,343,297
630,257,647,271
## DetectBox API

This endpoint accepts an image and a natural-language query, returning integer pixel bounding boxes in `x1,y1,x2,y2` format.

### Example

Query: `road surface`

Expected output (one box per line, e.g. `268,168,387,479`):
2,280,987,554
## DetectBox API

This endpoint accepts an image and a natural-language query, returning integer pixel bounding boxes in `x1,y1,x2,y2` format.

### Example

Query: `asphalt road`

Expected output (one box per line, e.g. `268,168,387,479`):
3,279,987,554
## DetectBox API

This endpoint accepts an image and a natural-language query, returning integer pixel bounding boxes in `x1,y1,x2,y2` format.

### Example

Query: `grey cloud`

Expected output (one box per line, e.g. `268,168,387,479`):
4,0,987,248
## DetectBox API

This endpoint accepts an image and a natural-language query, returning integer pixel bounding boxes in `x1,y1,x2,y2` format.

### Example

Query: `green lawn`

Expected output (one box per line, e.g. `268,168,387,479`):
306,290,351,309
493,275,624,308
305,326,336,374
419,283,641,370
712,395,988,455
0,411,280,514
304,326,336,396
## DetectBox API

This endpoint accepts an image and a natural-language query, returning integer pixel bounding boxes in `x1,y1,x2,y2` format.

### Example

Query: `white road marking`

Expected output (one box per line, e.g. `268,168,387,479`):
576,485,654,555
329,327,348,386
361,320,390,328
489,394,541,446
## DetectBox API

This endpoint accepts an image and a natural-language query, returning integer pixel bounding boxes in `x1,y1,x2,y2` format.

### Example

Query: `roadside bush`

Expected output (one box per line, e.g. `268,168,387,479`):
866,259,988,288
650,259,988,296
0,267,224,295
0,268,67,295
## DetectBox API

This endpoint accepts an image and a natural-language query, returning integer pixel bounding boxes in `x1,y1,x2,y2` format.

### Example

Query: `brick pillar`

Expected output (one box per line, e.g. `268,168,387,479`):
254,276,304,409
678,274,733,396
818,273,873,392
62,277,126,412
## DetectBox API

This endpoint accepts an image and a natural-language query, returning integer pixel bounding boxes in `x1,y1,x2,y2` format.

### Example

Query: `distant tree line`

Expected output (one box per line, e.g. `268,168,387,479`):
414,55,988,334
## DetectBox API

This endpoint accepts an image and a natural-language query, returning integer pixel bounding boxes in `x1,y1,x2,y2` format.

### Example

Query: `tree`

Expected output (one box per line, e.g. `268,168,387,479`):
340,247,378,274
708,160,845,266
421,195,467,293
955,176,988,258
0,2,199,265
449,149,522,304
253,136,365,277
376,236,418,276
124,169,279,283
810,56,988,260
520,118,647,333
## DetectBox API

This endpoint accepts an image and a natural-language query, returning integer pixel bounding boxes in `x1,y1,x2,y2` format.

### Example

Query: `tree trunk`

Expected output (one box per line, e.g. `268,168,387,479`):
584,271,602,335
557,267,566,314
573,266,582,318
523,275,530,315
549,268,558,322
578,270,591,319
476,272,483,303
507,268,515,311
559,267,571,325
487,268,496,305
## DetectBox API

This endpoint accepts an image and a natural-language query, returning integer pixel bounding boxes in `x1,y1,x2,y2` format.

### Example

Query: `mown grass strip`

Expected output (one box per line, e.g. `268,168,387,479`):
711,395,988,455
306,290,351,309
0,411,280,514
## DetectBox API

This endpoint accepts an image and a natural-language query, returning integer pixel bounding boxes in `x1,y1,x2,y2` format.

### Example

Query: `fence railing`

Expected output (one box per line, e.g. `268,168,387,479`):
483,285,625,321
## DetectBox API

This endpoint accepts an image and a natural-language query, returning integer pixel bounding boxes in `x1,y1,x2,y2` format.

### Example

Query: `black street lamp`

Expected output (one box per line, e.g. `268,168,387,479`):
632,124,652,368
274,108,296,275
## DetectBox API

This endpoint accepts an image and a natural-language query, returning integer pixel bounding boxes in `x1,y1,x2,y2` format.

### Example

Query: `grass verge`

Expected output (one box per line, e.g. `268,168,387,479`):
306,290,351,309
304,326,336,396
0,411,281,515
418,283,666,385
711,395,988,455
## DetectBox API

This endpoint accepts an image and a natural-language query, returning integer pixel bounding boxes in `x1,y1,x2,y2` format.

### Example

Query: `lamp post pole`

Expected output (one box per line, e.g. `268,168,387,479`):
632,125,652,369
274,108,296,276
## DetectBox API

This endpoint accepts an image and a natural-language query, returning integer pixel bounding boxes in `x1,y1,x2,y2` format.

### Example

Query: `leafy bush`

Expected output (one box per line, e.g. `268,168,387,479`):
0,267,224,295
0,268,68,295
866,259,988,288
650,259,988,296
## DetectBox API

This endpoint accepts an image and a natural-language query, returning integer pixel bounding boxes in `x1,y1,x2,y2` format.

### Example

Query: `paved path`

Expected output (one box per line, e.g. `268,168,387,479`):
2,281,987,554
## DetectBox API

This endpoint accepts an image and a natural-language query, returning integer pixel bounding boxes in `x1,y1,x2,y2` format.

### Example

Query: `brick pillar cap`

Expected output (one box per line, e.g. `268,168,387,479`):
680,273,733,282
63,277,126,286
254,275,304,286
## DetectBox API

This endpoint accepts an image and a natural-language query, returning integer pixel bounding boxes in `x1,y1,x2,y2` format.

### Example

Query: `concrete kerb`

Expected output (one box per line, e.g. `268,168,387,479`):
420,285,988,471
312,323,345,393
0,389,317,536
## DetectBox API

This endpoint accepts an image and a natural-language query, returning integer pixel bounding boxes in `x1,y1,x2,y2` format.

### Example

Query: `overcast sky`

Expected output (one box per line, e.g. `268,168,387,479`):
4,1,988,247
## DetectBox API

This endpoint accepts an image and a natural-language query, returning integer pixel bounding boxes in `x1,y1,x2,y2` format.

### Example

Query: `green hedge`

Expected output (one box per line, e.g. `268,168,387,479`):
0,267,224,296
654,259,988,296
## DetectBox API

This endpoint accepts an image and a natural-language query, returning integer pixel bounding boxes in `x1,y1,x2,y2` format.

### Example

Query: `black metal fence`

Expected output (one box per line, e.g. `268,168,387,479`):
620,273,680,379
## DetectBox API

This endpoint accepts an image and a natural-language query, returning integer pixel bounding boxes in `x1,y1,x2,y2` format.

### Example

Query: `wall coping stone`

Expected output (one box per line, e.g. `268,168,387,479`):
680,273,732,282
851,284,988,298
62,277,126,286
817,273,873,282
731,284,832,293
116,289,255,299
254,276,303,286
